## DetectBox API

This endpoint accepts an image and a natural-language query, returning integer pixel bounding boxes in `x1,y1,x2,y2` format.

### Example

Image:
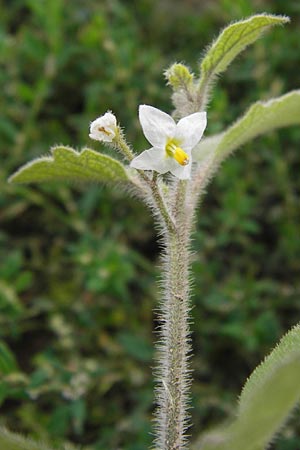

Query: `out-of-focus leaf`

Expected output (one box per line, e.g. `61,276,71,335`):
0,341,19,375
9,146,131,185
117,332,153,362
0,280,24,316
0,427,59,450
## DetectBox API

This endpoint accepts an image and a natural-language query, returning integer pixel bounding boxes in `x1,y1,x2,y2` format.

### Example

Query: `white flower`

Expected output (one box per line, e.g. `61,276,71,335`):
130,105,207,179
89,112,117,142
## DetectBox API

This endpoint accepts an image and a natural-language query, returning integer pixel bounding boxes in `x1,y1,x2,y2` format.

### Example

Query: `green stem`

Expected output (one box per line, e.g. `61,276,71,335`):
115,132,135,161
196,75,210,112
172,180,188,219
150,180,176,234
114,134,176,233
154,221,192,450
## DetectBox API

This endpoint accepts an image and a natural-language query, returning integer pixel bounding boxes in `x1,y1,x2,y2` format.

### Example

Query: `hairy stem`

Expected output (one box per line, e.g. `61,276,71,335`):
154,217,192,450
114,131,135,161
115,136,176,234
150,180,176,234
196,76,210,112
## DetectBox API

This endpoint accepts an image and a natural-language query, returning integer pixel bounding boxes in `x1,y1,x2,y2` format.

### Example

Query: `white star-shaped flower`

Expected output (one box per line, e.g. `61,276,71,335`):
130,105,207,179
89,112,117,142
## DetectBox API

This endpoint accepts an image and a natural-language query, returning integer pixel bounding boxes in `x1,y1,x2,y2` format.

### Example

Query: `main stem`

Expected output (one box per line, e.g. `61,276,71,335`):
154,219,192,450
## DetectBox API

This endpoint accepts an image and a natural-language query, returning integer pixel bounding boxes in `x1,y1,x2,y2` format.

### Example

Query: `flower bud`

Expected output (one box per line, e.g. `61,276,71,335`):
89,112,117,142
165,63,194,89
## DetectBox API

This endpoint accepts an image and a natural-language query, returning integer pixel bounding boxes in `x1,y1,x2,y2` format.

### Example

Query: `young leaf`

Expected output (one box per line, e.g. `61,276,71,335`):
198,14,289,104
193,90,300,164
9,146,131,185
193,325,300,450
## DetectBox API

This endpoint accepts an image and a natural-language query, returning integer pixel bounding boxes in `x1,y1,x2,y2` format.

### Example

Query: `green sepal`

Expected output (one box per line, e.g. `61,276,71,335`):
9,146,131,185
193,90,300,164
165,63,194,89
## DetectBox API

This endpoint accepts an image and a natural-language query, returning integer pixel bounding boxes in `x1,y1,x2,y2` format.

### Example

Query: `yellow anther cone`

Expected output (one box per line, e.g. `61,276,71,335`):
165,140,189,166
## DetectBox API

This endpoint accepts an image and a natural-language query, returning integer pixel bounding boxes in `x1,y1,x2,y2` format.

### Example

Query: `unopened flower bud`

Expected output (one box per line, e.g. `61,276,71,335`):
89,112,117,142
165,63,194,89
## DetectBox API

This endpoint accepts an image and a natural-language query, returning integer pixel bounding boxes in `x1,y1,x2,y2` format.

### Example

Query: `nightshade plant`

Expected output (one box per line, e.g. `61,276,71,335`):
5,13,300,450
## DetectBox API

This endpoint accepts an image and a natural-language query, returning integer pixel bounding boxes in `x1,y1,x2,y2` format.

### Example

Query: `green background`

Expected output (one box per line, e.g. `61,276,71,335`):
1,0,299,449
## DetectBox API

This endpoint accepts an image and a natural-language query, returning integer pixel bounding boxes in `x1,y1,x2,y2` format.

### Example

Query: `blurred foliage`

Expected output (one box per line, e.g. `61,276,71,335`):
0,0,300,449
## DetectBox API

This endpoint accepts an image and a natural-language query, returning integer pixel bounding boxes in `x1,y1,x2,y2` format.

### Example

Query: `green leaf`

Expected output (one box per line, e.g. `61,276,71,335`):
9,146,131,185
0,341,19,375
0,428,80,450
0,427,58,450
239,324,300,413
193,325,300,450
193,90,300,164
199,14,289,83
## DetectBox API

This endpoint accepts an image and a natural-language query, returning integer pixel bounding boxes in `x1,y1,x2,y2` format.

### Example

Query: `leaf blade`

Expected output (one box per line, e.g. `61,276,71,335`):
239,324,300,413
200,14,289,81
193,90,300,163
9,146,131,185
193,325,300,450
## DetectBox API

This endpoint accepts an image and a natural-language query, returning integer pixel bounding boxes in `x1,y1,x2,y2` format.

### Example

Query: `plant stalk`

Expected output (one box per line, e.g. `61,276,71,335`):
154,214,192,450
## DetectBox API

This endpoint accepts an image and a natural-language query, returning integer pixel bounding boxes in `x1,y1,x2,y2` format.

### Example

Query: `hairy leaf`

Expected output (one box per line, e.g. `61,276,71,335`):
239,324,300,412
199,14,289,83
9,146,131,185
193,90,300,163
0,427,59,450
194,325,300,450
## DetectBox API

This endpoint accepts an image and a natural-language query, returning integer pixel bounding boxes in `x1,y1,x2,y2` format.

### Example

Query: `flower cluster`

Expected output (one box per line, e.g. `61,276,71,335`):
89,105,207,179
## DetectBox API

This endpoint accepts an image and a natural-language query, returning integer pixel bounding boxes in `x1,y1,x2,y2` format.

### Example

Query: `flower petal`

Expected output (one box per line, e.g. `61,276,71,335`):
139,105,176,147
89,112,117,142
169,158,193,179
130,147,170,173
175,111,207,151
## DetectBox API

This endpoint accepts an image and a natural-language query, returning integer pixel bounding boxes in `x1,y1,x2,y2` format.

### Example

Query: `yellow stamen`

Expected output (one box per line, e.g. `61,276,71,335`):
98,126,111,136
165,139,189,166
